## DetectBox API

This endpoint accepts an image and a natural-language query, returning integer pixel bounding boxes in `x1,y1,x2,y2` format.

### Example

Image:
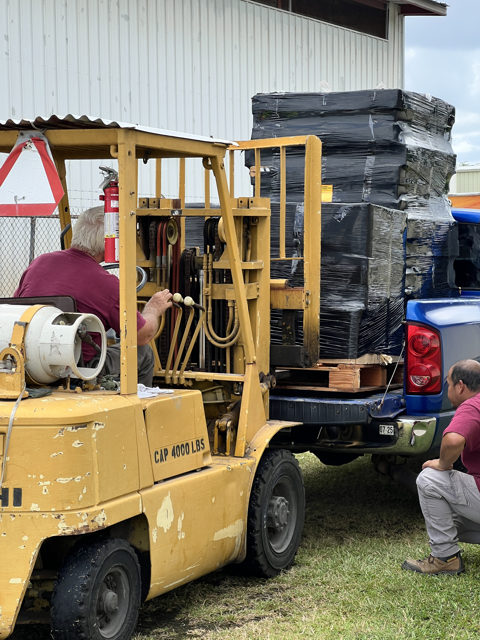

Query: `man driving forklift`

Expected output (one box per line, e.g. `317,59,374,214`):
14,205,172,385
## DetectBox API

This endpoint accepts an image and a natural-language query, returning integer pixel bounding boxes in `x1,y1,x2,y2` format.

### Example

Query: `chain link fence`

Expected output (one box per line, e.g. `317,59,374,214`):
0,212,80,297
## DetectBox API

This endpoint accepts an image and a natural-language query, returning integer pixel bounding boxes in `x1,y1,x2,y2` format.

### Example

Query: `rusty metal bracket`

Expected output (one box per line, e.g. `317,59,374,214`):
0,347,28,400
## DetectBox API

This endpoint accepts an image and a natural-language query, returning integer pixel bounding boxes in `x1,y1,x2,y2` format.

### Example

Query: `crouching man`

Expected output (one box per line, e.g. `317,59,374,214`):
14,206,172,386
403,359,480,575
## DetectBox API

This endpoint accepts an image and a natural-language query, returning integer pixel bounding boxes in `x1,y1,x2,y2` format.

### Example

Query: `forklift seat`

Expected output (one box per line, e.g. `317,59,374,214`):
0,296,77,313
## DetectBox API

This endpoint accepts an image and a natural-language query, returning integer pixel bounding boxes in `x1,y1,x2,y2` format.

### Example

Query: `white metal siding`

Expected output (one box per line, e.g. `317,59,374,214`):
456,170,480,195
1,0,405,208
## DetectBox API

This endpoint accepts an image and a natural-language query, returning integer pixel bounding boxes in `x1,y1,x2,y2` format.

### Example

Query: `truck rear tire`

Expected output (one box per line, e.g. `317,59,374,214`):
51,537,142,640
242,449,305,578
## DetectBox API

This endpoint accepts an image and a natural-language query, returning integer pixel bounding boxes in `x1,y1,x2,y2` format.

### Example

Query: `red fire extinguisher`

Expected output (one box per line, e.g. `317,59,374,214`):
99,166,119,263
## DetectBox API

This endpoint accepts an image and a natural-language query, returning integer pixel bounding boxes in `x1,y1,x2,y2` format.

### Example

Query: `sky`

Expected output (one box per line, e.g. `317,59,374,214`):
405,0,480,165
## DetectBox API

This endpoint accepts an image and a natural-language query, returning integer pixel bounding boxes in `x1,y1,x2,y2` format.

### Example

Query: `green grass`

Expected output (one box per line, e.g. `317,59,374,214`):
131,454,480,640
11,454,480,639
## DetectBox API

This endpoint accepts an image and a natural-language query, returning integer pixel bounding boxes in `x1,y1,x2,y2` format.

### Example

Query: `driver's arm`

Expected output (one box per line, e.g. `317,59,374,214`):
137,289,173,346
422,432,466,471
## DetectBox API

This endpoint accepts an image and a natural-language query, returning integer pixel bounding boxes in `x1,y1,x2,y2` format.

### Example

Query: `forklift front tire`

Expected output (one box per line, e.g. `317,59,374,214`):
243,449,305,578
51,537,142,640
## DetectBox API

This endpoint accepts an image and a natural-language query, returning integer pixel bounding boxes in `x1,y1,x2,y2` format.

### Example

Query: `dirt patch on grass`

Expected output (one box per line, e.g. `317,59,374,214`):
135,608,269,639
134,574,292,639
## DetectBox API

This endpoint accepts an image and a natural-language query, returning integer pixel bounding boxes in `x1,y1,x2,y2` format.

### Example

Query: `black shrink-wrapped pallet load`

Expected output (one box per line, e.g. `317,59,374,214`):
270,202,406,359
249,89,458,359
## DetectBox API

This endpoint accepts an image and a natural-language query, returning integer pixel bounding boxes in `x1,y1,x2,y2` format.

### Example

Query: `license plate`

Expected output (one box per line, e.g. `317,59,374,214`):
379,424,395,436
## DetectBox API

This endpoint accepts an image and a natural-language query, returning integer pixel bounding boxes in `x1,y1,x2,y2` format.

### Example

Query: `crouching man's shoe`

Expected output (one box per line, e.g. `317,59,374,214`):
402,553,464,575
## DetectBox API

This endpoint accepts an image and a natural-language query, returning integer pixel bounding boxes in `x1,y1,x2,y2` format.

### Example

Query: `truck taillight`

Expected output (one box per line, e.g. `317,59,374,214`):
406,324,442,394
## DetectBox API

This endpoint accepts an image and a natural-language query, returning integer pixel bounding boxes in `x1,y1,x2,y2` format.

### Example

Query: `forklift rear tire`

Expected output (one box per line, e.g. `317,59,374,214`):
51,538,142,640
242,449,305,578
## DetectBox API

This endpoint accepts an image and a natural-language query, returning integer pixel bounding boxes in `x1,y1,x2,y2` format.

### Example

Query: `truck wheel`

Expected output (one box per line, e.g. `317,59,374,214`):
51,538,142,640
243,449,305,578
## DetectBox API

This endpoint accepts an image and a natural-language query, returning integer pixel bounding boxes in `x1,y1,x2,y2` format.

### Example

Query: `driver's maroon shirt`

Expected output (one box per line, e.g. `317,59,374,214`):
444,392,480,491
14,248,146,362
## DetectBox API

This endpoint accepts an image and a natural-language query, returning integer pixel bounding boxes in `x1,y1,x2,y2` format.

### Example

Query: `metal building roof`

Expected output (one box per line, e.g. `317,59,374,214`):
0,114,236,147
390,0,447,16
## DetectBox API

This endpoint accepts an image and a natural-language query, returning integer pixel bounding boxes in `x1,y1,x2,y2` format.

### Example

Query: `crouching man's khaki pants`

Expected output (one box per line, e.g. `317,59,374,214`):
417,467,480,557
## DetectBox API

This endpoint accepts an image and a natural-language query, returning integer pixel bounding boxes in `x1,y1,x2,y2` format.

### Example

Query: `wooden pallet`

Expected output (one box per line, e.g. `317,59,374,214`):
317,353,404,366
326,363,386,390
276,362,404,393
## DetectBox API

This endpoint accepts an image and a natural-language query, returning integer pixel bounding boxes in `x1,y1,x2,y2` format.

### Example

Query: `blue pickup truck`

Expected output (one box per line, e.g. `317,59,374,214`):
268,208,480,487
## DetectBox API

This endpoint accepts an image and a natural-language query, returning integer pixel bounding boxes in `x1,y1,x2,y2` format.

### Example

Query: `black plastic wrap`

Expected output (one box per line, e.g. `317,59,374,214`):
251,89,455,142
249,89,458,358
184,203,220,249
270,202,406,359
259,145,455,208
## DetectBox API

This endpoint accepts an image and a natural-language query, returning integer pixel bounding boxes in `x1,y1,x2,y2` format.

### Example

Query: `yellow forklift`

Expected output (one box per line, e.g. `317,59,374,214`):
0,118,322,639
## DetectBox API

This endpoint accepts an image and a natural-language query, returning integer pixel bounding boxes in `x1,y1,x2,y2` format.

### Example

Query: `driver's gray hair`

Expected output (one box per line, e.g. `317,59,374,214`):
71,206,105,257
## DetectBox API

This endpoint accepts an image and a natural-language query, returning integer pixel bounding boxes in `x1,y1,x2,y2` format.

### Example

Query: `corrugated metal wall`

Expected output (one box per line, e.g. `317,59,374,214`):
1,0,405,208
454,169,480,195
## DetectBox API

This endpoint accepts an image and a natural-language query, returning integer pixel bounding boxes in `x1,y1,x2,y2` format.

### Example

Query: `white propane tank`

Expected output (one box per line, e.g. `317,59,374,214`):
0,304,107,383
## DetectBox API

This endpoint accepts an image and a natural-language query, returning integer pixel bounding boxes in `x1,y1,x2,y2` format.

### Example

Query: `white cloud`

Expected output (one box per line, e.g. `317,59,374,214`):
405,3,480,163
405,47,418,62
452,140,480,155
469,60,480,97
455,111,480,126
455,130,480,142
405,0,480,51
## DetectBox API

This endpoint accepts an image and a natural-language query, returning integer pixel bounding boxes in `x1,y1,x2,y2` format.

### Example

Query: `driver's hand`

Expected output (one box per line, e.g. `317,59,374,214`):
422,458,453,471
146,289,173,317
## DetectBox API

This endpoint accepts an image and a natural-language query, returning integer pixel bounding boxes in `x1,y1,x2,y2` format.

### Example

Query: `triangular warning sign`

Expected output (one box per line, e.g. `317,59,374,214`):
0,136,64,216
